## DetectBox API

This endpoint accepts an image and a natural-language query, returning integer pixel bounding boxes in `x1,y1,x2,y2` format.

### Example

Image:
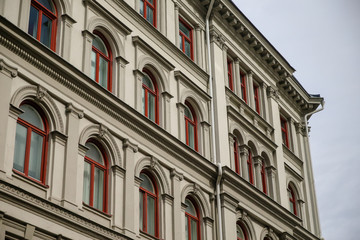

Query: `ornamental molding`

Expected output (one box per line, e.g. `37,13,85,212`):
0,180,129,240
0,58,18,78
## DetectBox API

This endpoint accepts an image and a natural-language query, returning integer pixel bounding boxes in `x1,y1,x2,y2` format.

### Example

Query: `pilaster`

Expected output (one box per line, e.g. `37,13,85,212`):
171,168,183,240
81,30,96,75
61,14,77,61
176,102,186,143
253,155,264,190
162,91,173,131
239,145,249,181
247,71,255,110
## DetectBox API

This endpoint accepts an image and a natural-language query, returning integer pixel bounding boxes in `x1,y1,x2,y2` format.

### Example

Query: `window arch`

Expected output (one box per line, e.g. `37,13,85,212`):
139,171,159,237
236,222,248,240
184,101,198,151
83,140,108,213
261,160,267,194
91,31,113,92
142,69,159,124
28,0,57,50
140,0,156,26
288,184,297,216
185,197,200,240
13,102,49,184
247,149,254,185
233,137,240,175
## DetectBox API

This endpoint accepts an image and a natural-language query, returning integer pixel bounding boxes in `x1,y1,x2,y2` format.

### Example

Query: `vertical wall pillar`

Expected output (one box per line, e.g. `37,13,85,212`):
111,165,126,231
220,194,238,240
123,139,138,238
234,58,241,95
134,70,145,113
201,121,211,159
239,145,249,181
253,155,263,190
289,119,299,156
115,56,129,101
162,193,174,240
18,0,31,31
174,3,180,47
76,144,88,207
162,92,173,131
261,82,269,121
60,14,76,61
176,103,186,144
171,169,183,240
0,60,17,177
247,71,255,110
228,134,235,172
81,30,95,75
61,103,83,210
266,166,277,201
195,25,203,68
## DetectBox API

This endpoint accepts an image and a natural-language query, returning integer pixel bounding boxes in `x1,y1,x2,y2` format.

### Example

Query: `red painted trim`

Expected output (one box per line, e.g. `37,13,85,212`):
142,69,159,125
228,60,234,91
179,17,194,60
236,222,248,240
141,0,157,27
253,84,260,114
240,71,247,103
233,137,240,174
139,171,159,238
184,101,198,151
247,150,254,184
261,160,267,194
289,186,297,216
92,31,113,92
185,197,201,240
30,0,57,51
281,117,289,148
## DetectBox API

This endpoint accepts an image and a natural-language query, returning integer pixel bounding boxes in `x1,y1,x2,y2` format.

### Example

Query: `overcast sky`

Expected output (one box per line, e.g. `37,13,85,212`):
232,0,360,239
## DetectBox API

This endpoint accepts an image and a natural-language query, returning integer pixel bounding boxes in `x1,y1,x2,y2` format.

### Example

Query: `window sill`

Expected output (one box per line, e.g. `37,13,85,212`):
12,169,49,189
139,230,160,240
82,203,112,218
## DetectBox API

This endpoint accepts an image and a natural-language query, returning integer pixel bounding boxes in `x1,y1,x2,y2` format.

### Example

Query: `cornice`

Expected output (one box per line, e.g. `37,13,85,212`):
0,180,131,240
174,70,211,101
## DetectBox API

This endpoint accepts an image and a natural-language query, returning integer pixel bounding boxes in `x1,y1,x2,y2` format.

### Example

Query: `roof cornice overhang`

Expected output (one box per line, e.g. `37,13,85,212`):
199,0,323,113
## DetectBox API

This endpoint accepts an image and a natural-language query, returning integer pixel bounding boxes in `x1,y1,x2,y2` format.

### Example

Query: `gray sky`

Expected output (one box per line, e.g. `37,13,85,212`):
232,0,360,239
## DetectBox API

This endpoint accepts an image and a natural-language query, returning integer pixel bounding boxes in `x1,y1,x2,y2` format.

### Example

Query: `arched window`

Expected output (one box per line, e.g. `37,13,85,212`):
28,0,57,50
91,31,113,91
142,70,158,124
233,137,240,174
247,149,254,184
139,172,159,237
236,222,248,240
83,141,108,213
288,185,297,216
184,102,198,151
185,197,200,240
13,103,49,184
140,0,156,26
261,160,267,194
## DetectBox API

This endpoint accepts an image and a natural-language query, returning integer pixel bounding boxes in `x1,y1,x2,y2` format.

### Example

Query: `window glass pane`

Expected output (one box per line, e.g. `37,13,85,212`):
85,142,104,165
191,219,198,240
179,21,190,38
40,14,52,48
83,162,91,205
28,6,39,38
91,51,96,81
185,199,197,216
147,196,155,235
185,217,189,240
184,105,193,120
185,40,191,58
289,201,294,214
139,191,144,231
282,132,287,144
148,93,155,122
92,36,108,55
28,132,44,180
13,124,27,173
188,124,194,149
37,0,55,13
142,74,154,90
99,57,108,89
140,0,144,16
93,167,104,211
179,35,183,50
142,88,146,115
146,7,153,24
19,105,44,130
237,225,245,239
147,0,154,5
140,173,155,193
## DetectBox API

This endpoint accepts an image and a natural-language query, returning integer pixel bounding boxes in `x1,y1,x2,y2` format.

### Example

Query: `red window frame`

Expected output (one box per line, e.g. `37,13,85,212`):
289,185,297,216
13,102,49,185
261,160,267,194
233,138,240,174
247,150,254,184
179,17,194,60
142,69,159,124
139,171,159,237
185,197,201,240
184,102,198,151
240,72,247,103
253,84,260,114
236,222,248,240
83,140,109,213
228,60,234,91
141,0,157,27
281,117,289,148
29,0,57,51
92,31,113,92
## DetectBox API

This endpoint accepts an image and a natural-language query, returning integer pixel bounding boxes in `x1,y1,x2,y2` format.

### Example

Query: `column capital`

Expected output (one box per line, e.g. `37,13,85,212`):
162,193,174,204
61,13,76,25
0,59,18,78
253,155,264,166
66,103,84,119
123,139,138,152
171,168,184,181
115,56,129,66
239,145,249,156
81,30,95,41
111,165,126,177
161,91,174,101
267,86,280,102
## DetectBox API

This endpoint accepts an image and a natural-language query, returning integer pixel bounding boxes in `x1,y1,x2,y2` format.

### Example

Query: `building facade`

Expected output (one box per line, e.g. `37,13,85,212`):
0,0,324,239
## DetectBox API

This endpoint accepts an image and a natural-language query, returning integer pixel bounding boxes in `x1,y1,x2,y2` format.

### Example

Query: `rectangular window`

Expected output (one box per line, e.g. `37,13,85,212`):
253,83,260,114
227,59,234,91
140,0,156,26
179,18,193,60
240,71,247,103
281,117,290,148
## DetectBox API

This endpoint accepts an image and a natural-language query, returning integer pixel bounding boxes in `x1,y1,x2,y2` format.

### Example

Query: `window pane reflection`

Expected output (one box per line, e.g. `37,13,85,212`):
13,124,27,173
83,162,91,205
40,14,52,48
28,6,39,38
147,196,155,235
93,167,104,211
28,132,43,180
99,57,108,89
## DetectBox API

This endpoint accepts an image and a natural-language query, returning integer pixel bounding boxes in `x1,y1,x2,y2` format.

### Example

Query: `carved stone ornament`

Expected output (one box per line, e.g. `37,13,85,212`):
36,85,48,102
99,123,108,138
150,156,159,170
267,86,279,101
193,183,200,194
